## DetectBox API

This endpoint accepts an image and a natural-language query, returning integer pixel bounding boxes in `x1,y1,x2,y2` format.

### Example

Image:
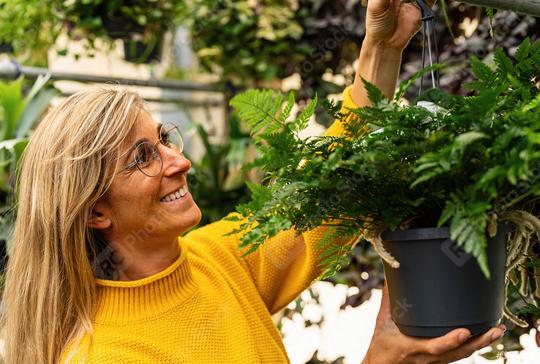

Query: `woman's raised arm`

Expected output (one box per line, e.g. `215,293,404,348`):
351,0,433,105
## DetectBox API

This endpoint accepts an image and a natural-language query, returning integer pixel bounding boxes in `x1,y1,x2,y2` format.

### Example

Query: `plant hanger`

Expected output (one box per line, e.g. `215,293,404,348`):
416,0,440,94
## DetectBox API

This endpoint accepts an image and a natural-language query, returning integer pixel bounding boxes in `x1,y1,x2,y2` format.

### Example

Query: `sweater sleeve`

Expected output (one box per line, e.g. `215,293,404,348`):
325,85,361,137
190,86,362,314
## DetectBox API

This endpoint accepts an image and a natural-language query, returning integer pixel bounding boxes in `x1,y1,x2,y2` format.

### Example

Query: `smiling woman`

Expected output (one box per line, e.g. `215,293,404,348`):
1,86,357,363
87,112,202,281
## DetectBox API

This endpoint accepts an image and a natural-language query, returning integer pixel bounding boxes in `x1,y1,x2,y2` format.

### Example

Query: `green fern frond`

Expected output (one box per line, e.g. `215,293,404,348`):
229,89,286,135
291,94,317,133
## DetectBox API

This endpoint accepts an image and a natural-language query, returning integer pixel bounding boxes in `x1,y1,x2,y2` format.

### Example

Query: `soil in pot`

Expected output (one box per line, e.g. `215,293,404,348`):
381,224,510,338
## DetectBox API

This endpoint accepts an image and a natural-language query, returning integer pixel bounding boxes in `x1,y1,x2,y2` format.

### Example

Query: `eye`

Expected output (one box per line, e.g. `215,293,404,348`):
133,143,153,167
160,130,171,147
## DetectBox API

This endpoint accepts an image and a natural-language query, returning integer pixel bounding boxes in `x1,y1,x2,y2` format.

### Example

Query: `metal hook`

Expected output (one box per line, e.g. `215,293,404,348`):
416,0,435,21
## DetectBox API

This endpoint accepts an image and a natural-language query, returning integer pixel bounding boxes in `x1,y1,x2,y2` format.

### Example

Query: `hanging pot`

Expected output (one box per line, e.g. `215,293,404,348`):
102,17,145,40
381,224,510,337
123,35,163,64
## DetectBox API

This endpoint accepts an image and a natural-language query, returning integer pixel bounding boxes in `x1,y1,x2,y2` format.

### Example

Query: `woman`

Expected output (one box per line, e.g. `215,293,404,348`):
2,0,505,363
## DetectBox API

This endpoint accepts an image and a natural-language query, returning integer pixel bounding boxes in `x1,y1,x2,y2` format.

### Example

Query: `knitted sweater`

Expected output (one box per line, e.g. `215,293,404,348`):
62,86,360,363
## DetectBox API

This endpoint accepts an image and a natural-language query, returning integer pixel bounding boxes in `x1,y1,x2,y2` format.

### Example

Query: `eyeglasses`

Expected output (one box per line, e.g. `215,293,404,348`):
122,123,184,177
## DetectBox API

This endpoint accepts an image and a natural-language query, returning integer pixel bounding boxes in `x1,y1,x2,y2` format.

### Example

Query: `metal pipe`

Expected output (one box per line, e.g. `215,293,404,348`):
0,60,223,93
458,0,540,17
58,91,223,107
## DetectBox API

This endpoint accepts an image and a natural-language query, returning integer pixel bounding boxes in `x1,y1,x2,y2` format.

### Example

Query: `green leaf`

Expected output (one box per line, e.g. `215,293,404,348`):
454,131,486,149
16,88,56,138
0,77,26,140
230,89,285,135
361,77,386,107
471,56,493,83
494,48,514,76
291,94,317,133
515,37,531,62
276,91,295,125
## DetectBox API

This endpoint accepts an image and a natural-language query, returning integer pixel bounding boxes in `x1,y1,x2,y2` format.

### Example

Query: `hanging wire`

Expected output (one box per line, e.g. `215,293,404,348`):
416,0,439,95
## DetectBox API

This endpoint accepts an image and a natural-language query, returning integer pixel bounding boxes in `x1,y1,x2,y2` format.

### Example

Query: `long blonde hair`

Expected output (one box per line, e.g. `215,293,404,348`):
1,89,143,363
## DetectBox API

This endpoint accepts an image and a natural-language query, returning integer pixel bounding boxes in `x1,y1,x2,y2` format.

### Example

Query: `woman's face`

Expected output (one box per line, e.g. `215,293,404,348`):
91,110,201,245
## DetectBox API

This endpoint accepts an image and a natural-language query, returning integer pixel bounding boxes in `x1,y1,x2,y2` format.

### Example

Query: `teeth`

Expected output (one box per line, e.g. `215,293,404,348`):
161,186,187,202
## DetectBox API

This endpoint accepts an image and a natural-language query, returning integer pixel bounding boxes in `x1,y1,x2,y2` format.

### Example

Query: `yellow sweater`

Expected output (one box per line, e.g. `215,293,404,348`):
63,86,360,363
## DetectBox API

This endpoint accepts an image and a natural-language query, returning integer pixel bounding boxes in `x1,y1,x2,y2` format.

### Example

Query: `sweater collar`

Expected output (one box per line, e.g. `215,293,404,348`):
93,237,197,324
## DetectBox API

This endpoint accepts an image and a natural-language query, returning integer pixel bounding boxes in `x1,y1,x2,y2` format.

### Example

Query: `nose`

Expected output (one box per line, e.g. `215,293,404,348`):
159,144,190,176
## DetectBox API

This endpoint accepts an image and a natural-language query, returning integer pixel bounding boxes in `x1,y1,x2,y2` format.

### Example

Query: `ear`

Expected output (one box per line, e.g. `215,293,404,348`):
88,201,112,230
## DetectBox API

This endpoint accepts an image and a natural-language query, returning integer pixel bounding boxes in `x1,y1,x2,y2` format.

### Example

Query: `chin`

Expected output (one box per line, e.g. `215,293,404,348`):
177,204,202,234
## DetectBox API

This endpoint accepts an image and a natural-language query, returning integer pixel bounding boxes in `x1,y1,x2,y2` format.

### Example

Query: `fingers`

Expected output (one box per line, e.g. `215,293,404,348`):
366,0,392,14
440,325,506,363
419,328,472,356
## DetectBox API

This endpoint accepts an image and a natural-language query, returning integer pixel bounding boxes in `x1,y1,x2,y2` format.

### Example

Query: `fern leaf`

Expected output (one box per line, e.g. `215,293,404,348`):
494,48,514,77
471,56,493,83
361,78,386,107
276,91,295,125
515,37,531,62
291,94,317,133
230,89,284,134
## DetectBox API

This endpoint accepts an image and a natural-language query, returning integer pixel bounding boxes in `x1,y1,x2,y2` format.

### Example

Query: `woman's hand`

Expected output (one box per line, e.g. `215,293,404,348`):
362,283,506,364
365,0,434,51
351,0,435,104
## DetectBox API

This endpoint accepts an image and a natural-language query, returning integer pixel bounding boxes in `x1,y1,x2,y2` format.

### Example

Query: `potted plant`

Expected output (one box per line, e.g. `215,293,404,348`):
60,0,186,62
228,38,540,337
184,0,311,86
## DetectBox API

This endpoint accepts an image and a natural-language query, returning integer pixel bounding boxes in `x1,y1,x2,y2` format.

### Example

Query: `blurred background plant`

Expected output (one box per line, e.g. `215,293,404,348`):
0,0,187,64
185,0,307,85
185,113,254,226
0,75,56,284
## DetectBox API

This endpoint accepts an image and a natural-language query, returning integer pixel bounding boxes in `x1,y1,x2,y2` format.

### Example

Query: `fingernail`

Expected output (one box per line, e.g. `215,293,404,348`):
491,330,503,341
459,331,470,342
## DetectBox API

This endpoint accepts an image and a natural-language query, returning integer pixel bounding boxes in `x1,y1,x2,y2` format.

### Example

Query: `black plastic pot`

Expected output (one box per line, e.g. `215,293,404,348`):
381,225,510,338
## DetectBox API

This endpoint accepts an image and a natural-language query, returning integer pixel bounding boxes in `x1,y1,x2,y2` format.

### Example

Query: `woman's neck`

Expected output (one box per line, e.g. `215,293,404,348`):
100,234,182,281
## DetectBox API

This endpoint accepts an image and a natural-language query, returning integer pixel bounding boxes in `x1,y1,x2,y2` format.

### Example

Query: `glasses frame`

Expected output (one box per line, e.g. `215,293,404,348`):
121,123,184,177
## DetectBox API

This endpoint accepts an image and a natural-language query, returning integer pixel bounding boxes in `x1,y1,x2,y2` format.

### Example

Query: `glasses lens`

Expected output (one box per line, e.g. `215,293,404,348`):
161,124,184,153
134,142,162,177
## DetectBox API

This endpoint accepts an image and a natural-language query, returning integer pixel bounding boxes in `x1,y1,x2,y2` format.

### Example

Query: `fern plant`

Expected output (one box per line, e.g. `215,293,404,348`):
229,38,540,325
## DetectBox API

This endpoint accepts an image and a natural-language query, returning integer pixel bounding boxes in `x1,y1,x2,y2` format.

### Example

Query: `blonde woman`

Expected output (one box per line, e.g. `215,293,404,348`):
2,1,504,363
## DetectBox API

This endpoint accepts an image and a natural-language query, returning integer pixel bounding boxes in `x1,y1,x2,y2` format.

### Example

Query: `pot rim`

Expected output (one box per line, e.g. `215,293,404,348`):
381,223,512,242
382,227,450,241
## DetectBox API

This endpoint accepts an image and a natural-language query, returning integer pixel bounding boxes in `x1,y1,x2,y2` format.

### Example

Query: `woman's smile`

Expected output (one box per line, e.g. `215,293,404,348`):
160,183,191,204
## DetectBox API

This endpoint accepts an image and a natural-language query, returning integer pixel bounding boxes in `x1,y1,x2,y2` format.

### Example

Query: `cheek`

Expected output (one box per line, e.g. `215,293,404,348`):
109,177,160,213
